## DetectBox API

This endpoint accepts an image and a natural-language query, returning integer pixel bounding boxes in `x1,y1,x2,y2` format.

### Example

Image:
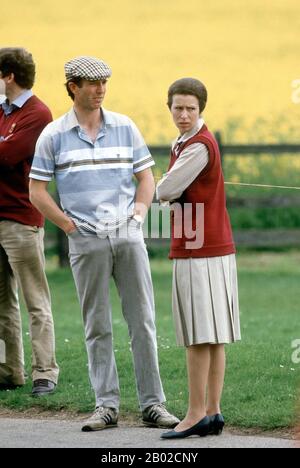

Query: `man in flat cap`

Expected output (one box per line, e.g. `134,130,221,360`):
0,47,59,396
29,56,179,431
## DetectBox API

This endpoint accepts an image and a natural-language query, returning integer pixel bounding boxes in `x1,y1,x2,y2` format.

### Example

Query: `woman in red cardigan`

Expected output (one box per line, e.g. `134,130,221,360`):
157,78,241,439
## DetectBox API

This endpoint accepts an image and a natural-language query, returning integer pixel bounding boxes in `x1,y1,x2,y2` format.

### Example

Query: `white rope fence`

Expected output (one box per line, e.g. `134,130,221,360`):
224,182,300,191
154,177,300,191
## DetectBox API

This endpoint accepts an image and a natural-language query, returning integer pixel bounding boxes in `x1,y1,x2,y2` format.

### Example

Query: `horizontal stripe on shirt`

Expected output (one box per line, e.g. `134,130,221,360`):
55,158,134,170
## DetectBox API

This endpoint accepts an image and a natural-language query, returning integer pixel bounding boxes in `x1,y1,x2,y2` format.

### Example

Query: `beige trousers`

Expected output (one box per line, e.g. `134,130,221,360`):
0,221,59,385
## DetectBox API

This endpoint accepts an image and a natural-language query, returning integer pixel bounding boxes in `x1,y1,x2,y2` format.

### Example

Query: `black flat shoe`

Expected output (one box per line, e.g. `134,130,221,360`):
208,414,224,435
160,416,210,439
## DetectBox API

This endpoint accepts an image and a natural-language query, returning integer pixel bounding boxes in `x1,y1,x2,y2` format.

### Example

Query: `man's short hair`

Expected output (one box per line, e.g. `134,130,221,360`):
167,78,207,113
0,47,35,89
65,77,84,101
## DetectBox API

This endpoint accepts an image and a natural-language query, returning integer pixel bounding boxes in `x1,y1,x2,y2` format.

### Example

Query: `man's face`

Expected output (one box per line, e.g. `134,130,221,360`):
73,79,107,111
0,71,7,96
170,94,200,135
0,71,15,98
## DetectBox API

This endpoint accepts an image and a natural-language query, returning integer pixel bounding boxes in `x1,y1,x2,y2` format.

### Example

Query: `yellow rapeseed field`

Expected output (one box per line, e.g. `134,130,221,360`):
1,0,300,144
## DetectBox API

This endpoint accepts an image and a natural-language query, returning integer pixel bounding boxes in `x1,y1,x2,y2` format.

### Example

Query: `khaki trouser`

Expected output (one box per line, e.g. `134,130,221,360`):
0,221,59,385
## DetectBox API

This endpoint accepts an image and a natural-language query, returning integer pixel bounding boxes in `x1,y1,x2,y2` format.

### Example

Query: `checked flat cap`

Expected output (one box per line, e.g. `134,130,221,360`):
65,56,112,81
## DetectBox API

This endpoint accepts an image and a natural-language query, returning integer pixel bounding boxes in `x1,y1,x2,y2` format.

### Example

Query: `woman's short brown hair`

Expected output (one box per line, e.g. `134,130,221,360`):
167,78,207,113
0,47,35,89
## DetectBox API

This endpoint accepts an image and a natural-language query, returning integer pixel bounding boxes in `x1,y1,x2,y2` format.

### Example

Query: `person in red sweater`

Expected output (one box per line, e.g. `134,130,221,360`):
0,48,59,396
157,78,241,439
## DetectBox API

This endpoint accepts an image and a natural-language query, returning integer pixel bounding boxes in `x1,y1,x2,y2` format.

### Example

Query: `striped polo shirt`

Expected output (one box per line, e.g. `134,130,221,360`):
30,107,154,235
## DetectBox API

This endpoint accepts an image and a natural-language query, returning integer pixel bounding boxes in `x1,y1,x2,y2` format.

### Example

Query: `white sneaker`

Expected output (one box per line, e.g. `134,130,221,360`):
81,406,118,432
142,404,180,428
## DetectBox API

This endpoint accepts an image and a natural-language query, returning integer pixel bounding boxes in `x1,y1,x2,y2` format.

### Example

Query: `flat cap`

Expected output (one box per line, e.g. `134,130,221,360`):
64,56,112,81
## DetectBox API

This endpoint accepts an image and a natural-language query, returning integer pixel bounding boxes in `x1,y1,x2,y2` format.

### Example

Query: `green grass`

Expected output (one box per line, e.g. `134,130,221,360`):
0,252,299,430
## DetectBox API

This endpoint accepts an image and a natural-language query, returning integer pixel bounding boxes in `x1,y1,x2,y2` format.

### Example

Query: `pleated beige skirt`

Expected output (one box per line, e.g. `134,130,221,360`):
172,254,241,346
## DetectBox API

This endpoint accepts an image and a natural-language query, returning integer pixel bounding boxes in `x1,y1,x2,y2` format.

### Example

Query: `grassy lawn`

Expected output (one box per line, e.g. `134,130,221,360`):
0,251,299,430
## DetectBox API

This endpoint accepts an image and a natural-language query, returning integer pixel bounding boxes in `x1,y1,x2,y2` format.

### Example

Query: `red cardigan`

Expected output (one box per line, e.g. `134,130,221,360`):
0,95,52,226
169,124,235,259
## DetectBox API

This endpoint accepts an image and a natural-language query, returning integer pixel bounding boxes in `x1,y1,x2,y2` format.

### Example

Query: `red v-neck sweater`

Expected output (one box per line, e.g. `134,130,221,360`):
168,124,235,259
0,95,52,226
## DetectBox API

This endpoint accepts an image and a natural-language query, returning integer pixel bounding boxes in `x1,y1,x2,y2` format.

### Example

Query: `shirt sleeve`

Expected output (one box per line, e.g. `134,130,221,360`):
29,130,56,181
156,142,209,201
130,119,155,173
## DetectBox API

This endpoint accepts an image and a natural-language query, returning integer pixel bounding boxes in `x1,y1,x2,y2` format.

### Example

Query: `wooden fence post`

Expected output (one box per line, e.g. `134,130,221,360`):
215,130,224,169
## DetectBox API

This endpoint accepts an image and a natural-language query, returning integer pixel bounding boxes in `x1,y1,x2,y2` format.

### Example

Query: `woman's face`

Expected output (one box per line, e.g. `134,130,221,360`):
170,94,200,135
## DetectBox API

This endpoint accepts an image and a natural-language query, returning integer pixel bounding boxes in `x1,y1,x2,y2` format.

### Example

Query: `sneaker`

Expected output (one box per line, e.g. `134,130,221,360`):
31,379,56,397
81,406,118,432
142,404,180,429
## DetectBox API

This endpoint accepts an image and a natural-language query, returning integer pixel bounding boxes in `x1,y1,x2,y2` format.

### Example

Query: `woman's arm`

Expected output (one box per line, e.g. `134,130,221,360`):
156,143,209,201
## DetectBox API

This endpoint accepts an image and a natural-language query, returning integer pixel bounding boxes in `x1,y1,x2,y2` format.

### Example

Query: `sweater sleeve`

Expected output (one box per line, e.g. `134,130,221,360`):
0,108,52,167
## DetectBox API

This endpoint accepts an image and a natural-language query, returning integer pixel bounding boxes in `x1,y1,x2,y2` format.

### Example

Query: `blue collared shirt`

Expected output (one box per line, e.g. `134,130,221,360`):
30,107,155,236
1,89,33,116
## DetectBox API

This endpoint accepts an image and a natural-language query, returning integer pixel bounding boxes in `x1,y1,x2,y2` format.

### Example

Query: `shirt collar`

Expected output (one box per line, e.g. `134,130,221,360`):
12,89,33,108
66,107,81,130
176,117,205,145
66,106,113,131
101,107,114,125
1,89,33,116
